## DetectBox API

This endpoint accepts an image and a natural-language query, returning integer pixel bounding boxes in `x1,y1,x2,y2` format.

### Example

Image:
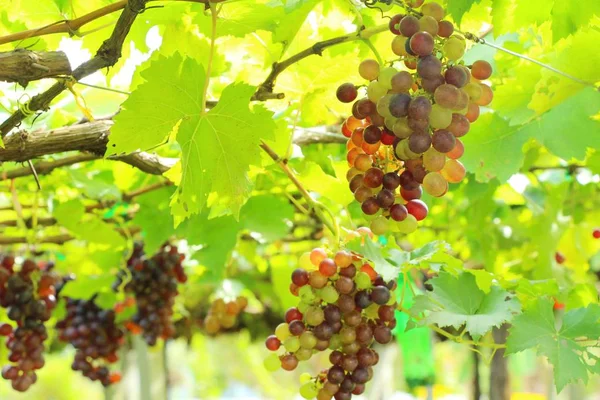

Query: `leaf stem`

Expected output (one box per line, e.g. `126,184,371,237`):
201,2,218,113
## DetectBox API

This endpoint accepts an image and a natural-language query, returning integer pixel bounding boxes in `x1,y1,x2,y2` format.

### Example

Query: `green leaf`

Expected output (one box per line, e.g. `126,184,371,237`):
412,272,520,337
302,144,337,177
132,186,177,255
346,238,399,281
507,298,600,392
108,54,276,218
446,0,483,25
551,0,600,42
240,194,294,241
402,241,463,273
60,274,116,300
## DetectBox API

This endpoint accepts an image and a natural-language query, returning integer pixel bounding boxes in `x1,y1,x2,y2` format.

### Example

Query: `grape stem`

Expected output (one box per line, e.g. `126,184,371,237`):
259,141,338,238
201,2,218,114
362,38,384,66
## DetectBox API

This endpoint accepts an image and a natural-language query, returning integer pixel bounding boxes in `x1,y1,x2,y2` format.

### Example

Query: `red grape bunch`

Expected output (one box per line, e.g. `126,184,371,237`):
57,297,124,386
116,243,187,346
264,246,397,400
0,256,60,392
337,1,493,235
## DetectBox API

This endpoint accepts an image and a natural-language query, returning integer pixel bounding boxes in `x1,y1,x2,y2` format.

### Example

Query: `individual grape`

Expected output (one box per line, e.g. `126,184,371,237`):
445,66,467,88
376,189,395,208
344,310,362,327
321,285,340,303
406,199,428,221
371,286,391,305
334,251,353,269
463,82,482,101
376,95,394,119
388,93,411,118
339,264,356,278
342,355,359,372
337,294,356,313
361,198,380,215
419,16,439,35
292,269,309,286
381,129,396,145
356,98,376,117
370,216,390,235
340,376,356,393
324,304,342,323
300,381,319,399
442,159,466,183
361,140,381,155
354,154,373,172
429,104,452,129
476,83,493,106
434,84,460,109
392,118,412,139
389,14,404,35
399,170,419,189
390,72,413,94
0,324,12,336
314,323,334,341
305,307,325,326
397,214,418,233
423,172,448,197
399,16,420,37
417,55,442,79
447,138,465,159
408,96,432,120
408,131,432,154
339,326,357,345
284,336,301,352
447,113,470,137
354,291,372,309
309,271,329,289
443,37,465,61
281,354,299,371
390,204,408,221
275,323,291,341
391,35,409,56
355,125,381,145
354,186,373,203
423,148,446,171
432,129,456,153
285,308,303,324
421,74,445,94
382,172,401,190
410,31,434,56
349,174,363,192
359,59,380,81
422,2,445,20
437,20,454,37
471,60,492,80
354,273,371,291
378,305,395,322
310,248,327,266
335,276,355,295
404,58,417,70
352,101,366,120
328,366,346,385
377,67,398,90
373,325,393,344
363,168,384,188
367,81,387,102
264,353,280,372
407,117,429,133
455,89,470,111
265,335,281,351
400,186,422,201
466,102,480,122
336,83,357,103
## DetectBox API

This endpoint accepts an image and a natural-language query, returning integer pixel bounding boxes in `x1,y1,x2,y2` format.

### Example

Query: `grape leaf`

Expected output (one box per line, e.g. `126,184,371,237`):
446,0,483,25
107,54,275,218
551,0,600,42
411,272,521,337
132,186,177,255
346,238,399,281
507,298,600,392
239,194,294,241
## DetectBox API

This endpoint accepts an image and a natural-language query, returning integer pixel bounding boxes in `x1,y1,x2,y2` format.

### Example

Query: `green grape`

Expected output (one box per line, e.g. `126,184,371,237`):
397,214,418,233
300,382,319,399
385,116,398,130
364,303,380,320
367,81,388,102
463,82,482,101
296,348,313,362
305,306,325,326
321,285,339,303
355,272,372,290
377,94,394,119
340,326,357,345
297,301,310,314
359,59,380,81
299,285,316,303
377,67,398,90
391,35,408,56
393,118,412,139
443,37,465,61
329,334,342,350
423,148,446,172
264,353,281,372
401,139,421,160
370,216,390,235
275,323,291,341
300,373,313,384
430,104,452,129
284,336,301,352
300,331,318,349
299,252,314,270
423,172,448,197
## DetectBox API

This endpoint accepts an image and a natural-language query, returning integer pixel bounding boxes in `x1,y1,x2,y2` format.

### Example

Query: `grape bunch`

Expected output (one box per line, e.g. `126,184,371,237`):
264,246,397,399
0,256,60,392
337,1,493,234
115,243,187,346
56,297,124,386
203,296,249,335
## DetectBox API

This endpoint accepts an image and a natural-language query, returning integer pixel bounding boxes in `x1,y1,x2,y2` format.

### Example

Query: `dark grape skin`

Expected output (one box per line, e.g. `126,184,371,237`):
406,199,428,221
289,320,305,336
352,368,370,384
432,129,456,153
408,131,432,154
371,286,391,305
361,198,380,215
400,186,422,201
324,305,342,323
404,38,416,56
374,325,393,344
445,66,468,88
390,204,408,221
399,15,420,37
448,114,470,137
314,322,334,340
422,74,445,93
349,175,363,192
408,117,429,133
399,170,419,190
355,291,373,309
389,93,411,118
356,98,376,116
438,20,454,37
382,172,401,190
330,351,344,366
336,83,358,103
417,55,442,79
408,96,432,120
291,269,309,287
376,189,395,209
328,366,346,384
409,31,434,56
339,264,356,278
389,14,404,35
363,168,384,188
363,125,381,144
